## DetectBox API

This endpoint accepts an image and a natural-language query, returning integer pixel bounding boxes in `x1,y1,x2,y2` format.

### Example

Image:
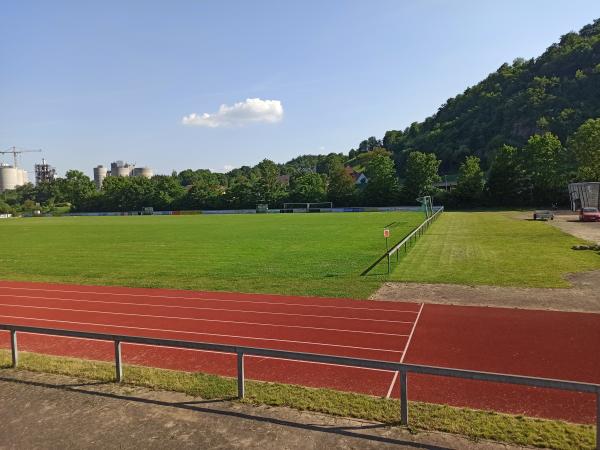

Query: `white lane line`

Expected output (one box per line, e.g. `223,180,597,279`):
0,314,404,354
0,302,409,338
385,371,399,398
9,335,399,374
385,303,425,399
400,303,424,363
0,293,414,325
0,286,421,315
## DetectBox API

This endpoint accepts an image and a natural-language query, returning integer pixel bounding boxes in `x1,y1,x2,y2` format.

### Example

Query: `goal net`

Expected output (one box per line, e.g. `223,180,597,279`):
282,202,333,212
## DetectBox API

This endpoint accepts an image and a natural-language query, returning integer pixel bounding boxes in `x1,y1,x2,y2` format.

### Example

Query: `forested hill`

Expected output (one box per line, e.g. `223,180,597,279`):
379,18,600,173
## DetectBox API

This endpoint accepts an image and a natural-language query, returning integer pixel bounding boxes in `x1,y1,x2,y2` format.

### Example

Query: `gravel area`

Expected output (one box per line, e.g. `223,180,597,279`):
0,369,521,450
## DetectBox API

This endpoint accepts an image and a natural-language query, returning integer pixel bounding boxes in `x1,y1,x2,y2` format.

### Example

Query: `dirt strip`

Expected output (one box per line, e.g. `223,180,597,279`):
372,271,600,312
0,369,519,450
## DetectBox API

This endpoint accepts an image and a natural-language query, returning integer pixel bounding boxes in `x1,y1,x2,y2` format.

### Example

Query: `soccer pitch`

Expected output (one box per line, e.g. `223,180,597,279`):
0,212,423,298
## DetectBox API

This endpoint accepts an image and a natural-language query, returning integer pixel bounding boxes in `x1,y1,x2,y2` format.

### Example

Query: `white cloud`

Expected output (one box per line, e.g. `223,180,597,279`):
182,98,283,128
223,164,235,172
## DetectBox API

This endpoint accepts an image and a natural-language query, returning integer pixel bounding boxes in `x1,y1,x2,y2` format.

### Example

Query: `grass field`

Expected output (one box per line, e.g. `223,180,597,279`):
0,212,422,298
392,212,600,287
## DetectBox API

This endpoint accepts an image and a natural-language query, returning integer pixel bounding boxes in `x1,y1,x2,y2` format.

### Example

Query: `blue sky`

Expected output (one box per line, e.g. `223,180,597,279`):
1,1,598,177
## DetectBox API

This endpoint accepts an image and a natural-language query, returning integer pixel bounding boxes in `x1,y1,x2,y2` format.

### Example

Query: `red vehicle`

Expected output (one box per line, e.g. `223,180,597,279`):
579,207,600,222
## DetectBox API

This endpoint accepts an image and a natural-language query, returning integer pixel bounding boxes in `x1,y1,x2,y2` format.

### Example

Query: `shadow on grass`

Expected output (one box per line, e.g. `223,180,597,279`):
0,371,450,450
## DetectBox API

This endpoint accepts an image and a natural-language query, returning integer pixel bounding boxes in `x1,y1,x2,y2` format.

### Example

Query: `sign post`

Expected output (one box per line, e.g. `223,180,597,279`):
384,229,391,273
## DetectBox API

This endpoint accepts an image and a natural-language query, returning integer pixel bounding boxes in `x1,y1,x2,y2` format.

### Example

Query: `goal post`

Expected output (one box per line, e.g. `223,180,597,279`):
416,196,434,218
282,202,333,212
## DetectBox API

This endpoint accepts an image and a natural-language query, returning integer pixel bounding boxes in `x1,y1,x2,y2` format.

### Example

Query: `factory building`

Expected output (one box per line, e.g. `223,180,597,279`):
0,164,28,193
93,161,154,189
34,158,56,184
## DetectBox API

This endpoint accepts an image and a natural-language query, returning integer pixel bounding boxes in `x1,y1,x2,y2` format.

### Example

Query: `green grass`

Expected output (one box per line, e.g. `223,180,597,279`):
0,212,422,298
0,350,594,450
391,212,600,287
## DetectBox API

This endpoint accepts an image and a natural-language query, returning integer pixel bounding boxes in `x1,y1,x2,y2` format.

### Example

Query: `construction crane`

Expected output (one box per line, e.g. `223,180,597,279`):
0,147,42,168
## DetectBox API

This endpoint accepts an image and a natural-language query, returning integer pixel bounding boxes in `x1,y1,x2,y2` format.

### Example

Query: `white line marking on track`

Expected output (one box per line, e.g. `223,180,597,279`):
0,286,420,314
385,303,425,399
400,303,424,363
0,293,415,325
15,335,397,374
386,371,399,398
0,314,404,354
0,301,409,337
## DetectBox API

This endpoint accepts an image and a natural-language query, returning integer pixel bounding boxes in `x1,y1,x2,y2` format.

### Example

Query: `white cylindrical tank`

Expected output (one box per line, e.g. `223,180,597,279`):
0,165,19,192
114,166,131,177
93,165,108,189
132,167,153,178
19,170,28,185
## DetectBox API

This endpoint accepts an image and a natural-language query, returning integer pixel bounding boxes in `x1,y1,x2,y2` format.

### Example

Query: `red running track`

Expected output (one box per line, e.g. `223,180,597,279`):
0,280,598,424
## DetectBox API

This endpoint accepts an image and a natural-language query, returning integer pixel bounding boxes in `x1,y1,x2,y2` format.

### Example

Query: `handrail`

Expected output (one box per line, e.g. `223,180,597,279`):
361,206,444,276
1,322,598,448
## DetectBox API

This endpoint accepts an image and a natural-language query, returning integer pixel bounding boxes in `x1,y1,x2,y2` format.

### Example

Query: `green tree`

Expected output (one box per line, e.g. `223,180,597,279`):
184,178,224,209
58,170,96,211
521,133,566,204
363,153,401,206
151,175,186,210
0,200,15,214
568,118,600,180
453,156,485,205
326,165,356,206
487,145,528,206
102,176,155,211
255,159,287,206
288,173,327,203
402,151,441,201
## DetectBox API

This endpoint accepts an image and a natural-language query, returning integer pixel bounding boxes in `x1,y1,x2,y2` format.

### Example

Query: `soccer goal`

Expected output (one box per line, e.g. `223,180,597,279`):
416,196,434,218
282,202,333,212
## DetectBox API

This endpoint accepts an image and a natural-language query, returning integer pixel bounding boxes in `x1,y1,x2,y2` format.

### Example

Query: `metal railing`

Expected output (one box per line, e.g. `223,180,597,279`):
361,206,444,276
1,323,598,448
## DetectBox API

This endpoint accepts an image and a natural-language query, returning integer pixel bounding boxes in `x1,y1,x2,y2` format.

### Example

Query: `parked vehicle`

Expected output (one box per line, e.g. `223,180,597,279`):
533,210,554,221
579,207,600,222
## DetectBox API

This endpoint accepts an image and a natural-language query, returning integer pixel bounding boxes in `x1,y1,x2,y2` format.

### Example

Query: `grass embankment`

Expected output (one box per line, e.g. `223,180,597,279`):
0,351,594,449
392,212,600,287
0,212,421,299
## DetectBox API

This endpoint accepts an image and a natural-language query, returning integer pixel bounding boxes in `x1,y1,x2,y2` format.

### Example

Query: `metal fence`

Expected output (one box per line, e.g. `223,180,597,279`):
1,323,598,448
361,206,444,276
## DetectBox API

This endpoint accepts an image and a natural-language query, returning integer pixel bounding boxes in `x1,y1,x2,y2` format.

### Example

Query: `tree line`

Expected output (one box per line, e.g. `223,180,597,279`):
1,117,597,215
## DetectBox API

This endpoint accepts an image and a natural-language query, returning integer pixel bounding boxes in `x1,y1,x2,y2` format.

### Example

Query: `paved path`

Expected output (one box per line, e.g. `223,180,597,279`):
0,370,520,450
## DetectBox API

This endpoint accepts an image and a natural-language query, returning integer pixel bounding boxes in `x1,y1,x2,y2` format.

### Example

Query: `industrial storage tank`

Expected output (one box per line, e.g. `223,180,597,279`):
114,165,132,177
0,165,19,192
132,167,153,178
93,165,108,189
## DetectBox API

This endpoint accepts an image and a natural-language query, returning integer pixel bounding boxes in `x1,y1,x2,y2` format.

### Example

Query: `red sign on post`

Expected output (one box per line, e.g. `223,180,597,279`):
383,229,390,238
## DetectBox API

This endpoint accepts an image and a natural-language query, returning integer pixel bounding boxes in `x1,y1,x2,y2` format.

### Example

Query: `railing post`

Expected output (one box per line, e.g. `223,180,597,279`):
237,351,245,398
596,391,599,450
400,369,408,426
10,330,18,368
387,253,391,274
114,340,122,382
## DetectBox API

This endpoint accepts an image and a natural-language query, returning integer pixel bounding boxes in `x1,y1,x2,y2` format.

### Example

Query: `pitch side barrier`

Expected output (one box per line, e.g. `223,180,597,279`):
63,206,425,217
361,206,444,276
2,323,598,446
